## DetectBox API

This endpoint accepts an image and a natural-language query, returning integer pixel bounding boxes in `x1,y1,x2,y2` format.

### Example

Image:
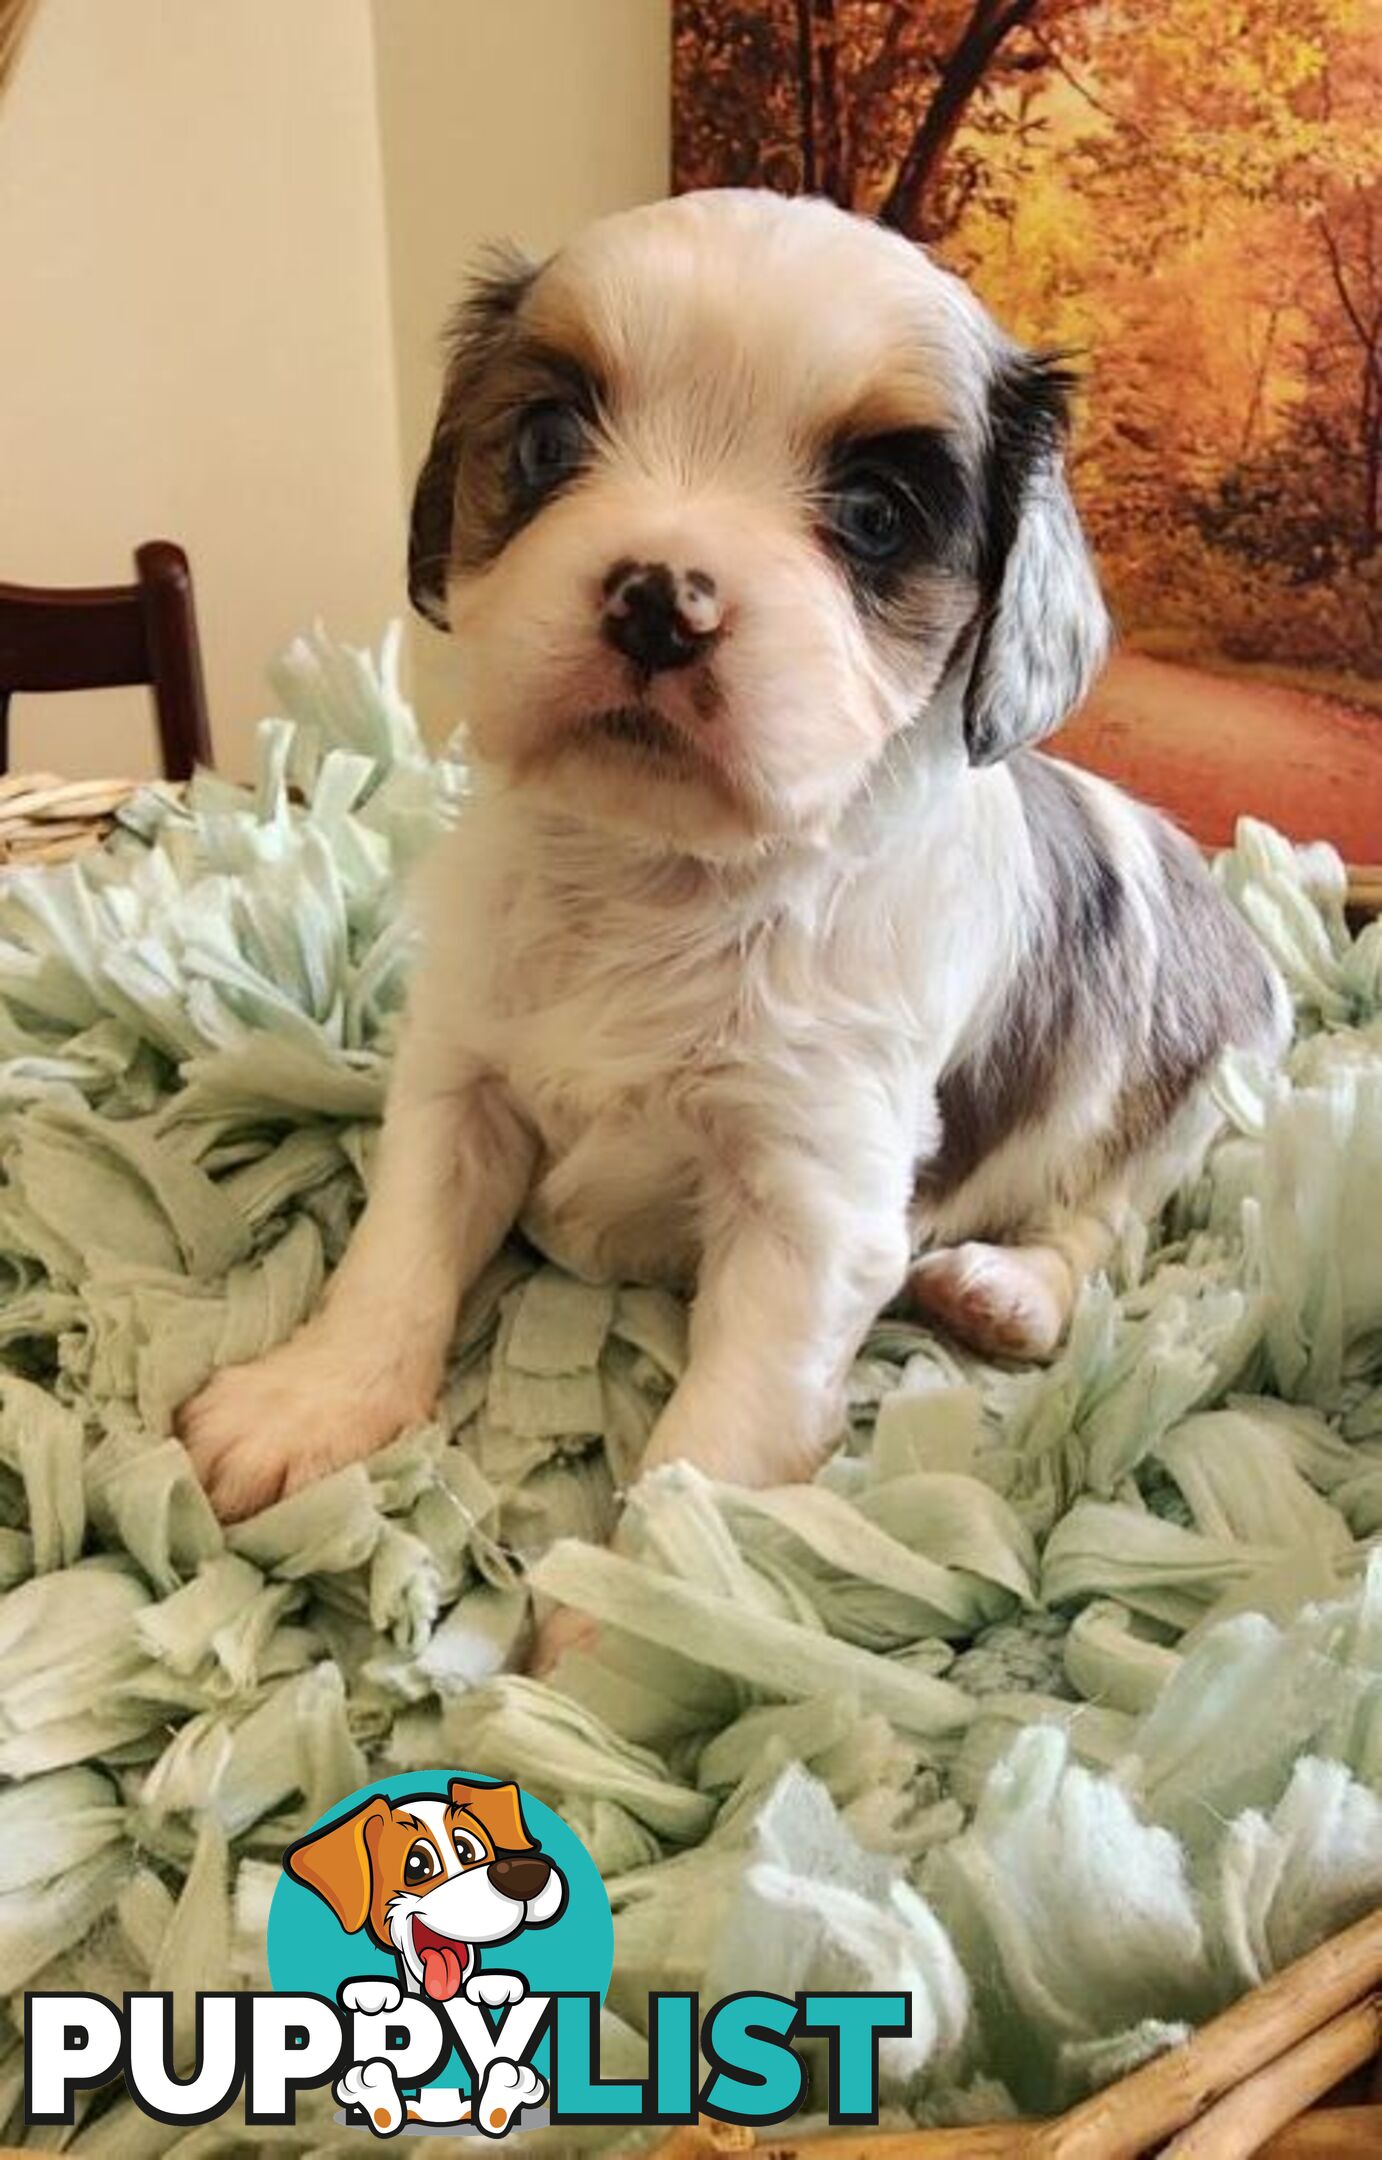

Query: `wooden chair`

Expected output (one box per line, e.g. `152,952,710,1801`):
0,540,214,779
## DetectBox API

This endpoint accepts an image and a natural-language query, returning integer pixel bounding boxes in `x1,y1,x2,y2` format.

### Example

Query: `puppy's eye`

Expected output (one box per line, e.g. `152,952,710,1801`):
826,474,911,564
453,1829,485,1866
404,1840,438,1885
513,402,588,496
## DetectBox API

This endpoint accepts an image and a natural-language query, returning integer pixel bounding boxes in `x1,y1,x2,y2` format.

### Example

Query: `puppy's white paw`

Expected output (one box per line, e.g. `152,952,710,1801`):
177,1330,428,1522
474,2057,546,2137
640,1387,839,1488
335,2057,404,2136
907,1242,1069,1361
339,1977,403,2017
464,1969,527,2009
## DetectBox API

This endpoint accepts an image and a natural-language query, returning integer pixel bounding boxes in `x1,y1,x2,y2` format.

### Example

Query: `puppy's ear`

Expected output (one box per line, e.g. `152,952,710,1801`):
284,1794,390,1934
408,244,539,631
450,1778,536,1853
962,352,1110,765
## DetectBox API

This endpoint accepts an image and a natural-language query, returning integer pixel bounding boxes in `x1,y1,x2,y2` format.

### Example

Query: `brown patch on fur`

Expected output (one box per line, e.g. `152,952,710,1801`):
409,249,615,625
816,377,957,448
523,273,619,392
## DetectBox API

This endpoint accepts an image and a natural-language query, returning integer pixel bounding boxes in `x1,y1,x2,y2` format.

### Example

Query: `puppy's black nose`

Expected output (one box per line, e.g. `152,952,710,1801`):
487,1853,552,1902
601,560,720,674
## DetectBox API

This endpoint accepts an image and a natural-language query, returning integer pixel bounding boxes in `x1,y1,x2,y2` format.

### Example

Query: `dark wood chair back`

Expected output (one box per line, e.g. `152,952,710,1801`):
0,540,214,779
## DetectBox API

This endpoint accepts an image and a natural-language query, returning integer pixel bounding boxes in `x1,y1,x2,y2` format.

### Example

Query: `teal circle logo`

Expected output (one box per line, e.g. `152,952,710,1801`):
267,1771,613,2131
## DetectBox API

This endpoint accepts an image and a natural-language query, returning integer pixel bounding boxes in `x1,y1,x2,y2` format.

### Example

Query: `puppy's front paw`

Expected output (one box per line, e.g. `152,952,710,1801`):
335,2057,404,2137
907,1242,1069,1361
464,1970,527,2009
177,1331,426,1523
475,2058,546,2137
340,1978,403,2017
640,1386,840,1488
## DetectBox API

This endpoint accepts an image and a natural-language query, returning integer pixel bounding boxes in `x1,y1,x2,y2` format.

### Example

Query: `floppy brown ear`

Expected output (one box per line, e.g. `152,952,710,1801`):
451,1778,536,1853
407,244,538,631
963,350,1111,765
284,1794,390,1934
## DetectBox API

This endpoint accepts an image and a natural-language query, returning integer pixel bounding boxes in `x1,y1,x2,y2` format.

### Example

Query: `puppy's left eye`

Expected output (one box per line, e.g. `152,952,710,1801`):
404,1840,438,1885
513,402,588,497
826,474,912,564
452,1829,485,1865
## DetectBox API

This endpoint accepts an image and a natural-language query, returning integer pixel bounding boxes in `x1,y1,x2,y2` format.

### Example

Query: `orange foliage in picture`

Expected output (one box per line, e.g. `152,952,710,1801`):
673,0,1382,869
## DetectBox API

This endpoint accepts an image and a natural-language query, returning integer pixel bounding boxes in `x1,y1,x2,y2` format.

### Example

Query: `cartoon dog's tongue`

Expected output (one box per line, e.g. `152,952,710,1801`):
420,1944,465,2000
413,1920,470,2002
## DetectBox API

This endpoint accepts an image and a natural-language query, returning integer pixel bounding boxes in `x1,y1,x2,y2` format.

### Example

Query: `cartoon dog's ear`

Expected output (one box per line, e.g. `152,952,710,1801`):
450,1779,535,1852
284,1794,391,1933
962,350,1111,766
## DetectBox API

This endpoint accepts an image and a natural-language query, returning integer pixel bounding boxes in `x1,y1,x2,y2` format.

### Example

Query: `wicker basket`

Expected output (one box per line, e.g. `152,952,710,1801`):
0,772,158,867
644,1911,1382,2158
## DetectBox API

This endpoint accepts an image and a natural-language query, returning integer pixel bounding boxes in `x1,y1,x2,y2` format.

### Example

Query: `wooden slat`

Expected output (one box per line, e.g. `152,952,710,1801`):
1027,1907,1382,2160
1162,2000,1381,2157
647,2131,1029,2158
1349,868,1382,915
1257,2105,1382,2156
0,773,156,867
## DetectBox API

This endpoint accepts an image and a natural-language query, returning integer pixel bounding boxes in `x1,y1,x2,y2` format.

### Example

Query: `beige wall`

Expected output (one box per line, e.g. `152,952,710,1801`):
370,0,671,735
0,0,403,778
0,0,671,775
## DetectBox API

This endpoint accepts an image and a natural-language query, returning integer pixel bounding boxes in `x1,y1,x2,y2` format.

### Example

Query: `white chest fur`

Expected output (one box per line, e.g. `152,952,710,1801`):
418,779,1018,1282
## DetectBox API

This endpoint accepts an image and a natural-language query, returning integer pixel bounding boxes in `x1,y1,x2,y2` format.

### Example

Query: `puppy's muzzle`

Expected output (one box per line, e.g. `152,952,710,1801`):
488,1852,553,1901
601,560,723,675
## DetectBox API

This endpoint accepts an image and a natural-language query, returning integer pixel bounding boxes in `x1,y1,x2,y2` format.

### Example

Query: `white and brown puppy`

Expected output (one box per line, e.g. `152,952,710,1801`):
181,190,1285,1520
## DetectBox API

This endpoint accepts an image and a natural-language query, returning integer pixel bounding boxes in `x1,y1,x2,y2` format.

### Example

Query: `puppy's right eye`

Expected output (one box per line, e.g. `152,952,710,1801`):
404,1840,438,1885
513,402,588,498
826,473,912,565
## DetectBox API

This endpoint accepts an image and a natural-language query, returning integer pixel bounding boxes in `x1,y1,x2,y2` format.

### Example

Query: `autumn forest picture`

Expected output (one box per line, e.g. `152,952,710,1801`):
673,0,1382,867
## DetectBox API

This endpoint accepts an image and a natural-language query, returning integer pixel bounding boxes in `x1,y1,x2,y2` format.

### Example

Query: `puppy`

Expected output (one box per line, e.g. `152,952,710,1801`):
181,189,1286,1521
287,1779,564,2133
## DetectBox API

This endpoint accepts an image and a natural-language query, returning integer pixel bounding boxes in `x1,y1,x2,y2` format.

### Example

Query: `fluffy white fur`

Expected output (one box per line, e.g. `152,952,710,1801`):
180,192,1283,1521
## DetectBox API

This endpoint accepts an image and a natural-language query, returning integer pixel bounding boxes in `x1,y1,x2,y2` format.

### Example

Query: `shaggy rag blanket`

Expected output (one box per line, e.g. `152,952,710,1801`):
0,627,1379,2154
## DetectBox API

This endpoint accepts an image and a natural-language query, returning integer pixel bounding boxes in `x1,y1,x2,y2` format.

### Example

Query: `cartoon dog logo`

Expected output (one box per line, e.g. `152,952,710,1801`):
285,1779,567,2135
